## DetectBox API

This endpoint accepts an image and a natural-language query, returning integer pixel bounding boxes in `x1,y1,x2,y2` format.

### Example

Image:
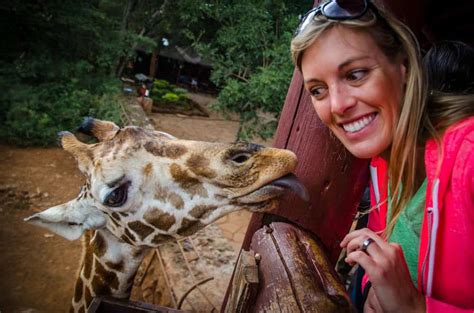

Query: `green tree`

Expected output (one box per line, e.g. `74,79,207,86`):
167,0,313,140
0,0,155,146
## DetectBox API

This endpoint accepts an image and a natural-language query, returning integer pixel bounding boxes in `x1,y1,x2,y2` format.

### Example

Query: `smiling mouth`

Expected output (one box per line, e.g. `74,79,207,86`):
341,113,377,133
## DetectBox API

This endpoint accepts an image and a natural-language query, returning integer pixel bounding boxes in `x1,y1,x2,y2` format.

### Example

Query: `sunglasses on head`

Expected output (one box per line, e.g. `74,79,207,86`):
295,0,377,36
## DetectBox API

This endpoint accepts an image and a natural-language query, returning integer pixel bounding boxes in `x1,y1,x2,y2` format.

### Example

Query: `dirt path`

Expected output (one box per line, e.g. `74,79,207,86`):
0,93,270,313
0,146,84,313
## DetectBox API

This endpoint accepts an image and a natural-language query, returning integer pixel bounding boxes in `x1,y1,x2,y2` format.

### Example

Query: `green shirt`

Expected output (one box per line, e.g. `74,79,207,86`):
388,179,427,286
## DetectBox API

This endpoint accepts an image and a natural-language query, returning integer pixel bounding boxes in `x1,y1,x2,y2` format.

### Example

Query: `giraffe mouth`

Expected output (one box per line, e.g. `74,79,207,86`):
237,174,309,204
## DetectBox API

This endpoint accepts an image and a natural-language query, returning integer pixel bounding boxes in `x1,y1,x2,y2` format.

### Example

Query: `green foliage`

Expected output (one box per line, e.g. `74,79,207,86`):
172,87,188,95
1,81,122,146
162,92,181,102
151,81,187,104
0,0,156,146
153,80,170,89
172,0,312,139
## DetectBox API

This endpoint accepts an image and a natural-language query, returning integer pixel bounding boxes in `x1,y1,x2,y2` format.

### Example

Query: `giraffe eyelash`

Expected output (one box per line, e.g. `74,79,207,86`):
103,182,131,207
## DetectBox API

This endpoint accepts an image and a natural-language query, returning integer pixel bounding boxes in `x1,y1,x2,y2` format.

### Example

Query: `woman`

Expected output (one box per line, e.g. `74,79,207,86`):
291,1,474,312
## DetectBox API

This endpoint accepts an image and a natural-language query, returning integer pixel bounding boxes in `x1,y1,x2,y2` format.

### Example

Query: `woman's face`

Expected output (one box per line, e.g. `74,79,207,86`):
301,26,406,159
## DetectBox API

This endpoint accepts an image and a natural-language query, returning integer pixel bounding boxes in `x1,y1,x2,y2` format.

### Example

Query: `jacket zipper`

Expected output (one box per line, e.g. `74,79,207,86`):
421,208,433,294
427,179,440,296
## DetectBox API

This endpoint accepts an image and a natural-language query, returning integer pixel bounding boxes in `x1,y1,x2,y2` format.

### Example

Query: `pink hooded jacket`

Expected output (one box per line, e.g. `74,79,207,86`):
367,117,474,312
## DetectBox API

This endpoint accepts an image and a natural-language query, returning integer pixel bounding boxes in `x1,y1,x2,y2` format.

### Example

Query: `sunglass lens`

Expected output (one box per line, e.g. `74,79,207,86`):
322,0,367,19
296,9,319,35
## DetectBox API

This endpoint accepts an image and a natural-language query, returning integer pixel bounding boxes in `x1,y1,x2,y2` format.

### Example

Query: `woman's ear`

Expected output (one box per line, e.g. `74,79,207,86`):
400,61,408,84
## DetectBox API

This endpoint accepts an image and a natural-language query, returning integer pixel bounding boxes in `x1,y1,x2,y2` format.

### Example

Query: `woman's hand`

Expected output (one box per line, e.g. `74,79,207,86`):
364,288,383,313
340,228,426,313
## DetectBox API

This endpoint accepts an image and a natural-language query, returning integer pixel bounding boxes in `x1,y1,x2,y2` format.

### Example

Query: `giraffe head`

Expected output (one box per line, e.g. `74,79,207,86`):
25,118,308,247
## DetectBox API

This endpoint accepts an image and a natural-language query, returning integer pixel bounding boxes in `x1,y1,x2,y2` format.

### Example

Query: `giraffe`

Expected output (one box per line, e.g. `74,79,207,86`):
24,118,308,313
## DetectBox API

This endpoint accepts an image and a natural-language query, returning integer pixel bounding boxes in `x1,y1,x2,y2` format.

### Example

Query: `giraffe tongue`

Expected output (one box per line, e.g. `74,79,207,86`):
270,173,309,202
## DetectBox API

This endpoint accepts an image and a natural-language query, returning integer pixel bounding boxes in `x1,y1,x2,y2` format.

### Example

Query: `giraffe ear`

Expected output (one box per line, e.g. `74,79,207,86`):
58,131,93,173
77,117,120,141
24,201,107,240
155,130,177,140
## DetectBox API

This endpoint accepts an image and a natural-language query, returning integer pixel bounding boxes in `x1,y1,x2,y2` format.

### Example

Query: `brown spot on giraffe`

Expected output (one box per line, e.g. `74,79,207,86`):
82,231,93,279
73,277,83,303
154,186,168,201
84,287,92,307
152,234,175,245
124,228,136,243
154,186,185,209
142,162,153,177
94,258,120,291
143,208,176,231
177,218,205,236
127,221,155,240
168,192,184,209
119,212,129,218
121,234,134,246
92,232,107,258
189,205,218,220
186,154,217,179
111,212,121,222
170,163,208,197
170,163,199,188
106,260,125,272
91,272,112,296
144,142,187,159
78,306,85,313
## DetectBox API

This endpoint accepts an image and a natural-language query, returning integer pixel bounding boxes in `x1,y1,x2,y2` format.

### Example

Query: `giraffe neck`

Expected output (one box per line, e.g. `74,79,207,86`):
70,229,145,313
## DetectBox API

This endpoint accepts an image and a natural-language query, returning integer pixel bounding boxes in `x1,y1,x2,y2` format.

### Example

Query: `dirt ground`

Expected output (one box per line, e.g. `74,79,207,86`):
0,93,271,313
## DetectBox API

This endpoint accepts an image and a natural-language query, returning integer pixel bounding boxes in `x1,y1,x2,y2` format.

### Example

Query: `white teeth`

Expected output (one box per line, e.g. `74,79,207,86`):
342,114,375,133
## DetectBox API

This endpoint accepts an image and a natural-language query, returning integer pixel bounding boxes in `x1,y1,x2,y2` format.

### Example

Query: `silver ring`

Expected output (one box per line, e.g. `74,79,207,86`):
361,238,374,252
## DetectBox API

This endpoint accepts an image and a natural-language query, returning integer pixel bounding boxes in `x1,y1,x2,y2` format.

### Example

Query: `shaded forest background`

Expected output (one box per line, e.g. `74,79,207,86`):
0,0,313,145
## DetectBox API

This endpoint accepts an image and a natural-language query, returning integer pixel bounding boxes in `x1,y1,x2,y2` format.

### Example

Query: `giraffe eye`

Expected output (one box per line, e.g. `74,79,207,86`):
231,153,251,164
104,182,130,207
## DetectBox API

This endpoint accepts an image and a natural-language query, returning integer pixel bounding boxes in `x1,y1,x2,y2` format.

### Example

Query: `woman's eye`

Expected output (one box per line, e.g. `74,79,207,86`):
347,69,368,81
104,183,130,207
309,86,327,98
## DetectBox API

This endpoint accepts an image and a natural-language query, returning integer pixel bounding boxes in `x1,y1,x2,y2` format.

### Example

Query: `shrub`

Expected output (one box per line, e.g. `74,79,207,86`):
153,80,170,89
161,92,180,102
0,82,122,146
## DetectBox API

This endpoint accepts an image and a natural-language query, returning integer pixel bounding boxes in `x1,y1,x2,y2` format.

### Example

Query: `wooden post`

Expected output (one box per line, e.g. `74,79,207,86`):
149,49,158,78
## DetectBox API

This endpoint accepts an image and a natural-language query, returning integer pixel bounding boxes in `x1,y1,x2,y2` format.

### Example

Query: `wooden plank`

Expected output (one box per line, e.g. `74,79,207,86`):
250,226,301,312
88,296,187,313
249,223,355,313
224,250,259,313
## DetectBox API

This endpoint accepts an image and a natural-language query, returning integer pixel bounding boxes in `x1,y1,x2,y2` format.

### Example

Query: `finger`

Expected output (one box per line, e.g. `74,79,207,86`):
345,250,377,273
368,289,384,313
340,228,375,247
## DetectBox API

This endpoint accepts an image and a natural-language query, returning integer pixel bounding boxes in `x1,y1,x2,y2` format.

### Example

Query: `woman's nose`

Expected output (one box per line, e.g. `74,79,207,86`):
329,85,356,115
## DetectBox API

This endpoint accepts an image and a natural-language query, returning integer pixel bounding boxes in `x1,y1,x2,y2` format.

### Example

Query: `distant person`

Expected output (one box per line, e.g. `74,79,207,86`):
191,77,198,92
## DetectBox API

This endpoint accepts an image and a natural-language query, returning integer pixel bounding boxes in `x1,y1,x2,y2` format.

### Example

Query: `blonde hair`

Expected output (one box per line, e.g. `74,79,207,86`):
291,4,427,237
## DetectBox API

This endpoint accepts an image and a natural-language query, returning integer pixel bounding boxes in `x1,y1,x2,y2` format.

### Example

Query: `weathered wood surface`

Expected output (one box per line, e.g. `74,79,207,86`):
88,296,187,313
248,223,355,313
224,250,259,313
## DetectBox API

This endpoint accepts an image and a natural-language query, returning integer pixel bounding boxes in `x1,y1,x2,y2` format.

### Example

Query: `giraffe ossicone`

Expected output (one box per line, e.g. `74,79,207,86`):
25,118,308,313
